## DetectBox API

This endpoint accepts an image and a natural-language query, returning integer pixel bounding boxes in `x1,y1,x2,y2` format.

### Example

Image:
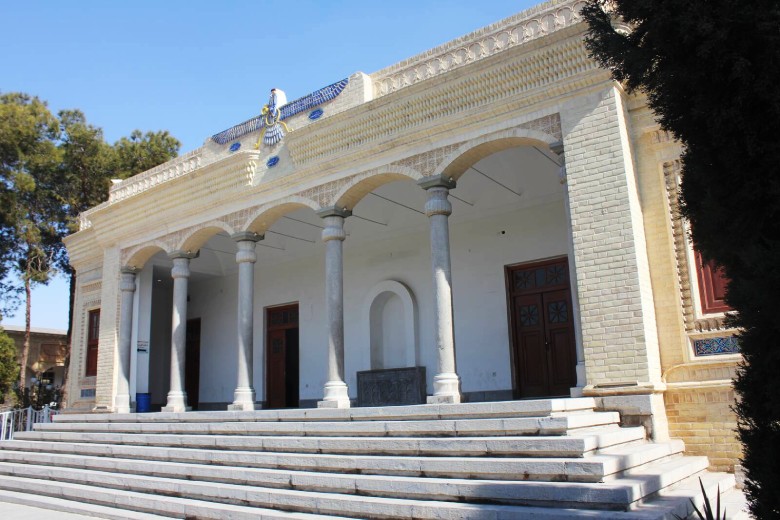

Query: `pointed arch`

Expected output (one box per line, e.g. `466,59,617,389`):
432,127,559,182
243,196,321,234
176,221,237,253
333,166,423,210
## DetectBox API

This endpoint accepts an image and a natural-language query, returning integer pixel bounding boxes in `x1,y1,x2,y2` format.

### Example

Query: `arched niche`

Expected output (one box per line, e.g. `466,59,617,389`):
362,280,417,370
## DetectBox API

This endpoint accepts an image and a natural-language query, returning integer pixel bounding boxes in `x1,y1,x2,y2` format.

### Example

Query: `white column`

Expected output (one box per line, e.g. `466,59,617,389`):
229,232,261,411
419,176,461,404
162,251,195,413
115,266,137,413
317,207,351,408
552,143,587,392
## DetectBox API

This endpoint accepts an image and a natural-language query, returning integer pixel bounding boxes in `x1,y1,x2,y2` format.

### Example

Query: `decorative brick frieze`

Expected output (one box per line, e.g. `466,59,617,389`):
371,0,587,97
290,37,595,167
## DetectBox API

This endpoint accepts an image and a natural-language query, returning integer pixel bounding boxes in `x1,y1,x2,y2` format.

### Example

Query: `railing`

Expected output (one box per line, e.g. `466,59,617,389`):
0,405,58,441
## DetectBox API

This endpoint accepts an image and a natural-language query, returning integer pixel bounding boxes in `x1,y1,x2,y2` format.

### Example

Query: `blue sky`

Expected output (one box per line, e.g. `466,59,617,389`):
1,0,537,330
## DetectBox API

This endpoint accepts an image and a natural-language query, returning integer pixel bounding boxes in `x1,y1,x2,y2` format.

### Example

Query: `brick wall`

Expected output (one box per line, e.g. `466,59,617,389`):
561,86,662,387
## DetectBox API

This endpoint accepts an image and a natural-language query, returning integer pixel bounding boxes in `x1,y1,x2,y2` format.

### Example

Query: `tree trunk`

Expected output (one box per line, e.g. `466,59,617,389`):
19,276,32,389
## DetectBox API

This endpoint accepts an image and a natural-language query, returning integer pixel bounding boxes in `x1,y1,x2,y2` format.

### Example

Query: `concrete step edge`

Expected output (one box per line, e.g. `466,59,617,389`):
0,475,341,519
0,489,174,519
36,411,620,437
0,450,706,507
0,470,697,519
10,430,635,457
52,397,598,424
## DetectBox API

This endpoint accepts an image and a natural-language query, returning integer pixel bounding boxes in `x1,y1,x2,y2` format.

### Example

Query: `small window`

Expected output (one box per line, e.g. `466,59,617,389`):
85,309,100,377
695,251,731,314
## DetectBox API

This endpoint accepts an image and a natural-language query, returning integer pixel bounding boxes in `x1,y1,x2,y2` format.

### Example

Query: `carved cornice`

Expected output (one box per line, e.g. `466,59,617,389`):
290,33,597,168
371,0,587,97
107,148,203,204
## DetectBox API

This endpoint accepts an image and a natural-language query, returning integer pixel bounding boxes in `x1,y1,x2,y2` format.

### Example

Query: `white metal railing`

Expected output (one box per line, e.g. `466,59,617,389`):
0,405,58,441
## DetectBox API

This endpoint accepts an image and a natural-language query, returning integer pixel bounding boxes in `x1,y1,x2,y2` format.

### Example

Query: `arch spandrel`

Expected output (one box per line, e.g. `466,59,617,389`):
176,221,237,253
243,196,321,235
433,128,559,182
123,242,171,270
332,167,423,210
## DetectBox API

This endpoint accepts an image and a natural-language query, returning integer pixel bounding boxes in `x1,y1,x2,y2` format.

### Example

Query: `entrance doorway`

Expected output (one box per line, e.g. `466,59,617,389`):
185,318,201,410
266,304,300,408
506,257,577,398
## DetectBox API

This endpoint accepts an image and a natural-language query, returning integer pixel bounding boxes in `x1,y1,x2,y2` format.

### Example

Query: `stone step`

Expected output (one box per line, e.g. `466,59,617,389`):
0,428,645,480
0,489,173,520
0,475,340,519
53,397,598,424
0,442,683,488
12,426,643,459
0,475,712,520
0,457,707,518
34,411,620,437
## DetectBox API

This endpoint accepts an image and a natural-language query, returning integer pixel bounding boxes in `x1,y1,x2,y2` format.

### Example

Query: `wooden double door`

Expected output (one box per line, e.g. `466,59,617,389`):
266,304,300,409
506,257,577,398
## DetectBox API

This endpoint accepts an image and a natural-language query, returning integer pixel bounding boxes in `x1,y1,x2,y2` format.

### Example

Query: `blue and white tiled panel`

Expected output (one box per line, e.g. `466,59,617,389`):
692,336,740,357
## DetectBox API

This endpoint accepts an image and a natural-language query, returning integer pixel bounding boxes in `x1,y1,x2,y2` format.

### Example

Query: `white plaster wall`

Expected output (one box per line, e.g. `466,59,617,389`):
183,198,568,405
131,267,153,396
188,273,239,405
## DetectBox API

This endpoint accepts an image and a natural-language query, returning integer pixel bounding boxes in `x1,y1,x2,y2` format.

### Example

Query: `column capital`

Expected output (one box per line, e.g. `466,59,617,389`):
170,256,191,279
418,175,456,191
120,266,139,275
235,240,258,264
317,206,352,219
424,187,452,218
119,268,137,293
168,250,198,260
231,231,263,243
550,142,567,185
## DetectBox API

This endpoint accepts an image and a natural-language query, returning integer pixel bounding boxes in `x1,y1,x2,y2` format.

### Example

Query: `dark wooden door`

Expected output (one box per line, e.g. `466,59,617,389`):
266,304,299,409
506,258,576,398
185,318,201,410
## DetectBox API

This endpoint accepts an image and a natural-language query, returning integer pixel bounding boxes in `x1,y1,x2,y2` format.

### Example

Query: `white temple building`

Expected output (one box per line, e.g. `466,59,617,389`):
62,0,742,475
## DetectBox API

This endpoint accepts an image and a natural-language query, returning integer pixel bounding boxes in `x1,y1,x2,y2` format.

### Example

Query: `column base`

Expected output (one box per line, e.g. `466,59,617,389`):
318,380,351,408
428,372,461,404
162,391,190,413
228,387,256,411
114,394,132,414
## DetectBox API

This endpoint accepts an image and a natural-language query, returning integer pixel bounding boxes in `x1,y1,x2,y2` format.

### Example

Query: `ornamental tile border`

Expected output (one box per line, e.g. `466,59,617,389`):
693,336,740,357
210,79,349,145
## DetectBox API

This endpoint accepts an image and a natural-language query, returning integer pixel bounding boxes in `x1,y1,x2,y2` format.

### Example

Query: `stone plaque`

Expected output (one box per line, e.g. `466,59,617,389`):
357,366,426,407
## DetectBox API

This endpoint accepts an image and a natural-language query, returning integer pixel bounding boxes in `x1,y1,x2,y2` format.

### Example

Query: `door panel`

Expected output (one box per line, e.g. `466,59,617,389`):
266,328,287,409
507,258,577,398
266,304,300,409
185,318,201,410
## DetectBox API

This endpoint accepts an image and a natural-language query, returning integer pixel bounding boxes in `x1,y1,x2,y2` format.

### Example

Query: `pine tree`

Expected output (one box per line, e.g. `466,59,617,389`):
582,1,780,517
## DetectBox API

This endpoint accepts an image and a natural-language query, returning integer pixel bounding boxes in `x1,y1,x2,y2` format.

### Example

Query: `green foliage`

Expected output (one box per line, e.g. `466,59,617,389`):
0,328,18,404
113,129,180,180
0,93,64,314
674,479,726,520
582,1,780,517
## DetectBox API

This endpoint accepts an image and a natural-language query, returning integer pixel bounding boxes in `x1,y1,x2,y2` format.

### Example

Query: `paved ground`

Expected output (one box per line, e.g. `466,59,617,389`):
0,501,97,519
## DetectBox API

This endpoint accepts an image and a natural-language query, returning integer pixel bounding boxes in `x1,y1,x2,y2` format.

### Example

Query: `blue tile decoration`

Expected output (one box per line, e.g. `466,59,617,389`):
80,388,96,398
309,108,324,120
267,156,280,168
211,78,349,145
229,142,241,152
693,336,740,356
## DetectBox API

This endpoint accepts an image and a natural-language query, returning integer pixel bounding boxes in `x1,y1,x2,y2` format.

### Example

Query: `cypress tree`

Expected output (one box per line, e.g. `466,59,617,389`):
581,1,780,517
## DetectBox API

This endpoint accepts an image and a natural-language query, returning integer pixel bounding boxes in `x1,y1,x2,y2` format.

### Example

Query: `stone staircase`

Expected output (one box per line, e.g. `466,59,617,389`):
0,397,747,519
